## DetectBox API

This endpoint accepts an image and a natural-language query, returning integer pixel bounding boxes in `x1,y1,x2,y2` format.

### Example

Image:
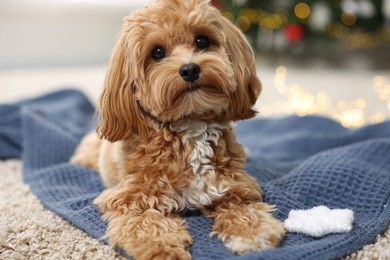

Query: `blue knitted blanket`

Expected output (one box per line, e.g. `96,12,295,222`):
1,89,390,259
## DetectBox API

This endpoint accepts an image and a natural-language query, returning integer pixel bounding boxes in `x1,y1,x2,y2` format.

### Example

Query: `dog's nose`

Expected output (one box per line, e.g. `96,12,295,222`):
179,63,201,82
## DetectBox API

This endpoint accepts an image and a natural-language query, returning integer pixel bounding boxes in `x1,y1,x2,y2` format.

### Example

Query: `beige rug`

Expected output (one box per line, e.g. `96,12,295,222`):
1,160,389,259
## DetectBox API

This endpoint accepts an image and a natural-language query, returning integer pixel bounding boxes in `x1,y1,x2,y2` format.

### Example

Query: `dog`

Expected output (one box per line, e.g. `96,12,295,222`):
71,0,285,258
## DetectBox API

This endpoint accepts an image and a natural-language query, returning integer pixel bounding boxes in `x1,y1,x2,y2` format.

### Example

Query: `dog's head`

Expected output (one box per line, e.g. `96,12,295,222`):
98,0,261,141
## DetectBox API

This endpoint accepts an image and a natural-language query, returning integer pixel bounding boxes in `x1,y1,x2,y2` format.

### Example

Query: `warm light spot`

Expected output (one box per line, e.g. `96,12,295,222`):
294,3,311,20
337,100,347,110
276,66,287,76
222,11,234,22
274,66,288,94
276,84,289,94
317,92,328,102
384,85,390,95
373,75,384,86
340,109,365,128
374,83,383,93
271,14,287,29
264,66,389,126
369,113,385,124
355,98,366,109
236,16,251,32
240,8,257,23
341,12,357,26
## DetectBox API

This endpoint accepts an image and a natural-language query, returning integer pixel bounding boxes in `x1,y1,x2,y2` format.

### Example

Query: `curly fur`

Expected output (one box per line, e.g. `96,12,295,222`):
71,0,285,258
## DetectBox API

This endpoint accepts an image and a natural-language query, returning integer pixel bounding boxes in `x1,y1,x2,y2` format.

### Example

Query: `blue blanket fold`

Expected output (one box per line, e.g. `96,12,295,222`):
1,89,390,259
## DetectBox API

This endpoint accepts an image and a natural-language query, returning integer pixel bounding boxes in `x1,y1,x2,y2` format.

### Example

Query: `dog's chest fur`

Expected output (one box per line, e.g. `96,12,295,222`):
171,120,229,210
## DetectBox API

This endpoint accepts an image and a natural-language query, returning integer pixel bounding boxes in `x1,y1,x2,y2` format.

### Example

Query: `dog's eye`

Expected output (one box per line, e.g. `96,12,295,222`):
151,47,166,60
195,36,209,50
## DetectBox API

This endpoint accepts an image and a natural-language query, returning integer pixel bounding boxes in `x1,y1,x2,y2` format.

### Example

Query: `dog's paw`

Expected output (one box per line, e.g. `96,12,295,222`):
212,202,285,255
222,222,284,255
108,209,193,260
134,244,191,260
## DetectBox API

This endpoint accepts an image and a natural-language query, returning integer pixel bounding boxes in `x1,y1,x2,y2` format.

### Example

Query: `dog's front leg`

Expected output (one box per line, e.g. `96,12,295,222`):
94,187,192,260
204,172,285,255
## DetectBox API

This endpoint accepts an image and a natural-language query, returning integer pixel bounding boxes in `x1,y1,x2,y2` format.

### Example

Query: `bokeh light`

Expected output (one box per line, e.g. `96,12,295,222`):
294,3,311,20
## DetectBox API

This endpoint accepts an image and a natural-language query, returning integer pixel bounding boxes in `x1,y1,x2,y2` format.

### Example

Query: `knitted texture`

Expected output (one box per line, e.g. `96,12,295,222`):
1,89,390,259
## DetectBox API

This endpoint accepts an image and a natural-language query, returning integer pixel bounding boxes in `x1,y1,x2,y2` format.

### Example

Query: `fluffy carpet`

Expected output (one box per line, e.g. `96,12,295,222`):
0,160,124,260
0,160,389,259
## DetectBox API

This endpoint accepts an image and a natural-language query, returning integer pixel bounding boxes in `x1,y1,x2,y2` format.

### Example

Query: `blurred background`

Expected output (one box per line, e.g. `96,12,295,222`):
219,0,390,69
1,0,389,127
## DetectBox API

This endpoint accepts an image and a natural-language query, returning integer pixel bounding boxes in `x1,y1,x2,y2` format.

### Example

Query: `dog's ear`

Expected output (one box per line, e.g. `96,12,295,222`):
222,17,262,121
97,30,147,142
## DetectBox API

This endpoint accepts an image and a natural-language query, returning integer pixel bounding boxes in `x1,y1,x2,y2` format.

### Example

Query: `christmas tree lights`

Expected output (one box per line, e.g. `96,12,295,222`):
215,0,390,51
